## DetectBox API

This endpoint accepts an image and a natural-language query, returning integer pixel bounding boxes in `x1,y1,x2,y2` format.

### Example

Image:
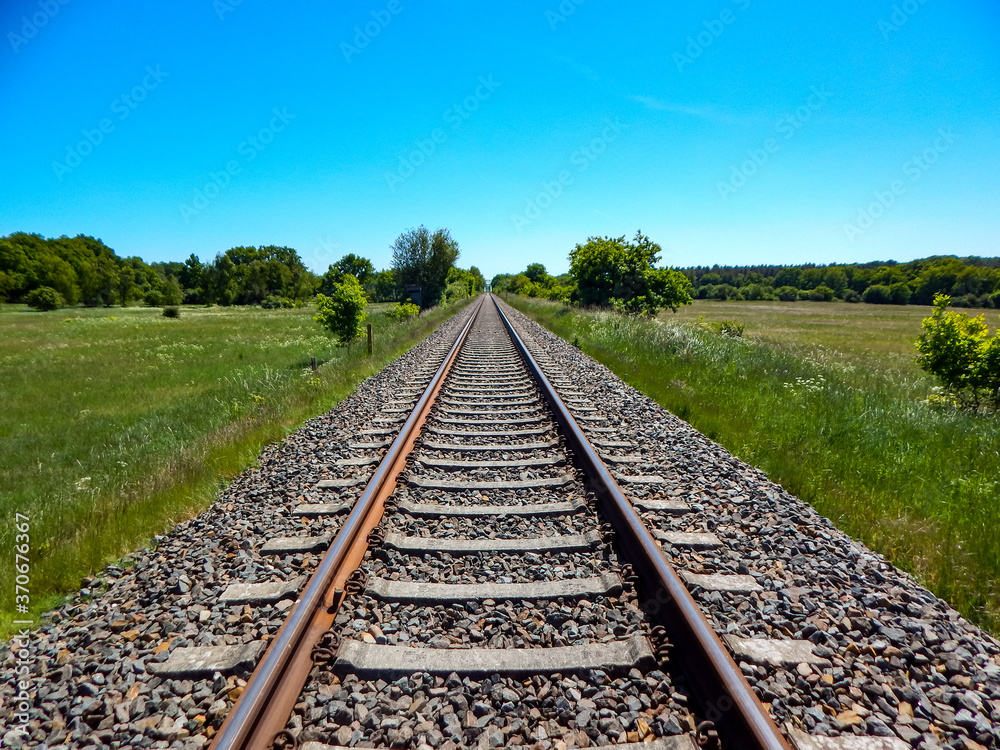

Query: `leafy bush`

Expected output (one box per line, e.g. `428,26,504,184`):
775,285,799,302
314,274,367,345
738,283,777,301
261,295,293,309
712,320,746,338
889,282,912,305
385,301,420,323
24,286,64,311
444,280,470,302
808,285,836,302
863,285,891,304
162,306,180,318
843,289,862,303
700,284,739,301
570,231,692,314
915,294,1000,411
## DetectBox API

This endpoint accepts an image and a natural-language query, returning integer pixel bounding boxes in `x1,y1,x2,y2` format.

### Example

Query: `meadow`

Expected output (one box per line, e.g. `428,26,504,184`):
0,300,469,632
506,296,1000,632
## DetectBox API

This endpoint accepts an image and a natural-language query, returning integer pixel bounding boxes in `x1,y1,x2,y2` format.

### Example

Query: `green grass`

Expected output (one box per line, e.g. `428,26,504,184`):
0,300,470,634
671,299,998,376
506,296,1000,632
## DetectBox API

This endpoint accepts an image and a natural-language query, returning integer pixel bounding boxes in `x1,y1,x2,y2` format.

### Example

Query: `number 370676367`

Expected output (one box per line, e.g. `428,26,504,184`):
15,513,30,602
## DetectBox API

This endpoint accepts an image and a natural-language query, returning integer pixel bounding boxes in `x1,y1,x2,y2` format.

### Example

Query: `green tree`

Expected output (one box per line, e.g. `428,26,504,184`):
322,254,376,295
807,285,836,302
391,226,460,309
524,263,548,283
24,286,64,311
916,294,999,410
569,231,692,315
863,285,891,304
117,266,136,306
162,276,184,306
371,270,399,302
314,274,368,345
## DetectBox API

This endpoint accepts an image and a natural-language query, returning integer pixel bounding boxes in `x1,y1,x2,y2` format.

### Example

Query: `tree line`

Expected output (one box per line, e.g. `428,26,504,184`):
1,229,485,311
683,256,1000,308
494,247,1000,312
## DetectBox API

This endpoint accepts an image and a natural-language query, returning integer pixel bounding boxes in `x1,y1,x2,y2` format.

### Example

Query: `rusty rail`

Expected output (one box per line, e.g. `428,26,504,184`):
492,295,792,750
211,296,485,750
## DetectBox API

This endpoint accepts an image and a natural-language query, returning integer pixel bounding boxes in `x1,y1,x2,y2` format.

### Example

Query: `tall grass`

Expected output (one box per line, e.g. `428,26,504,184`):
0,300,470,634
508,297,1000,632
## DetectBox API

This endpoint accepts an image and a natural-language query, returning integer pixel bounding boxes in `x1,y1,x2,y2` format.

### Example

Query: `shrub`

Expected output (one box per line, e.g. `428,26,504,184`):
385,301,420,323
863,285,891,304
24,286,64,311
570,231,692,313
889,282,912,305
145,290,165,307
915,294,1000,411
261,295,292,309
712,320,746,338
808,285,836,302
314,274,367,345
702,284,738,301
162,306,180,318
738,283,776,301
775,286,799,302
843,289,862,303
445,281,469,303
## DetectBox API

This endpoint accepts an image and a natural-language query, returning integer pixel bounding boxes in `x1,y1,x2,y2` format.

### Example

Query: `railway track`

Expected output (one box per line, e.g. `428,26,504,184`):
6,296,999,750
203,295,781,750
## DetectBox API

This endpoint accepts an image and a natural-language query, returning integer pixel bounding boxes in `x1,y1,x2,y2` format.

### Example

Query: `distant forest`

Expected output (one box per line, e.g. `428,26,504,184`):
0,232,484,309
682,256,1000,308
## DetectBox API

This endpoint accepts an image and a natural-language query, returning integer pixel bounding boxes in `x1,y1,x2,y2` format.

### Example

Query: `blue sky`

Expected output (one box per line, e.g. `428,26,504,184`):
1,0,997,279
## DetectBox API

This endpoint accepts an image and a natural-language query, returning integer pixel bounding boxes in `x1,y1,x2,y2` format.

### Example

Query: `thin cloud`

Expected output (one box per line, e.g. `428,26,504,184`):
628,95,719,120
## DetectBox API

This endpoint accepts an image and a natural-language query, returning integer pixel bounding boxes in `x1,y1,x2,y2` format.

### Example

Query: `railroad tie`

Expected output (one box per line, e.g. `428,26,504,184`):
392,499,586,517
219,576,306,605
380,529,600,554
364,571,623,603
407,472,574,490
333,632,655,679
149,642,266,679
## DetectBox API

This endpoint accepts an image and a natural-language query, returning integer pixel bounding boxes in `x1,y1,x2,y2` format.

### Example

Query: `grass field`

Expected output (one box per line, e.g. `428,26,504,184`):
0,300,469,633
672,300,999,377
506,296,1000,632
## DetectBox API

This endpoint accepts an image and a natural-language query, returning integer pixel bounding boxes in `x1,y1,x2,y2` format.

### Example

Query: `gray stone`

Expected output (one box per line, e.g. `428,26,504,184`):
655,530,723,549
614,472,666,485
725,637,832,668
788,730,908,750
680,572,762,593
632,498,691,514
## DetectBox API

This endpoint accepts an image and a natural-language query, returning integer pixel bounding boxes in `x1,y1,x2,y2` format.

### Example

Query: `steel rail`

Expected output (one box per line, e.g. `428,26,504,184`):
492,295,791,750
211,295,486,750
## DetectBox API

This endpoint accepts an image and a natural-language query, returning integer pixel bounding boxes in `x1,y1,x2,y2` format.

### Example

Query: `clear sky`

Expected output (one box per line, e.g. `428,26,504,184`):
1,1,998,279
